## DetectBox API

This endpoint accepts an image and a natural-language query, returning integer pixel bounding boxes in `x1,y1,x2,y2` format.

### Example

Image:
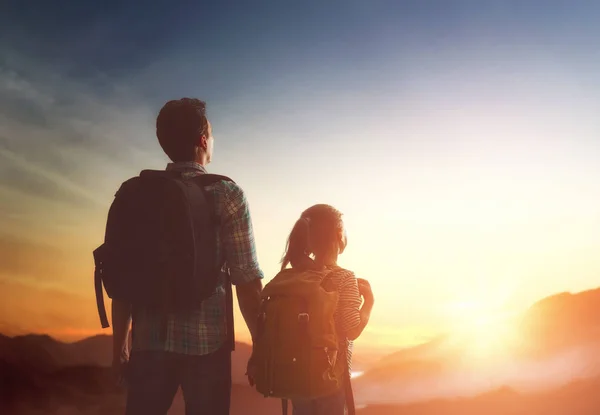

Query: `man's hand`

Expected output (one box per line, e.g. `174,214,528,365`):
112,349,129,387
236,278,263,342
111,299,132,387
245,352,257,387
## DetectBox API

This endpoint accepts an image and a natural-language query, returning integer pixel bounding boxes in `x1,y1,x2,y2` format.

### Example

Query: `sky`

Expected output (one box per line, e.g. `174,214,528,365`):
1,0,600,351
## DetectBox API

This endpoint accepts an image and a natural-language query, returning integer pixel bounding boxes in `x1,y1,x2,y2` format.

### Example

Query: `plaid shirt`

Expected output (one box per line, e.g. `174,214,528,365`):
130,162,264,355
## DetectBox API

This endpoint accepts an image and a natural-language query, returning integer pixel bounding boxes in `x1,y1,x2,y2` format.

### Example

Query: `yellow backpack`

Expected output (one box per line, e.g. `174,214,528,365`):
252,268,347,401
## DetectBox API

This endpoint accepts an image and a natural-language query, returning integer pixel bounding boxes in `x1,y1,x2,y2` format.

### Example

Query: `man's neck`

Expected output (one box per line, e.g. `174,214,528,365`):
194,155,208,166
166,160,207,173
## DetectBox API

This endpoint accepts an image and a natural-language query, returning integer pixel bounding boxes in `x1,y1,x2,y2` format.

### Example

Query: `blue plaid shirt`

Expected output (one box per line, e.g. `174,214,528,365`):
130,162,264,355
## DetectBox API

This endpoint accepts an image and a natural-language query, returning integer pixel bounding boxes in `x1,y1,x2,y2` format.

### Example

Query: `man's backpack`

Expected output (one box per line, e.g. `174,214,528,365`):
251,267,355,414
93,169,234,329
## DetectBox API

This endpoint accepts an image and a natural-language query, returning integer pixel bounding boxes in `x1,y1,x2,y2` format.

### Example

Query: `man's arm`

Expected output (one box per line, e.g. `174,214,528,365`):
236,279,263,341
221,183,264,342
111,299,132,364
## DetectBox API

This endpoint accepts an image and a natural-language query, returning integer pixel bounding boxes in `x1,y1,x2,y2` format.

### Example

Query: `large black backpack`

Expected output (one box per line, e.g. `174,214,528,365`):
93,169,234,329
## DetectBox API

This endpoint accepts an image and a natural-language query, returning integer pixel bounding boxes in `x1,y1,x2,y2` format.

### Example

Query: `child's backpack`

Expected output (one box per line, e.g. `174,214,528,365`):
92,170,233,328
252,267,352,412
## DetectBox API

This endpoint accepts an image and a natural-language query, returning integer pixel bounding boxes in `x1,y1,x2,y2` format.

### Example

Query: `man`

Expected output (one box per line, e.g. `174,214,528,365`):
111,98,264,414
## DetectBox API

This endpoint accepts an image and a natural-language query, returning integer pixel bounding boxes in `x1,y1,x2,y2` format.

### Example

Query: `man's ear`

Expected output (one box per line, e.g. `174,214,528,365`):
198,134,208,151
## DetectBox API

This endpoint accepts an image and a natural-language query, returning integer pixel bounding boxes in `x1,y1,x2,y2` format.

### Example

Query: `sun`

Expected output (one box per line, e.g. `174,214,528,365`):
446,299,521,363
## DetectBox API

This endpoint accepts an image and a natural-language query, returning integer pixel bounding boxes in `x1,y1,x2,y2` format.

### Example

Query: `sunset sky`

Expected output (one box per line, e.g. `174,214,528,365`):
1,1,600,351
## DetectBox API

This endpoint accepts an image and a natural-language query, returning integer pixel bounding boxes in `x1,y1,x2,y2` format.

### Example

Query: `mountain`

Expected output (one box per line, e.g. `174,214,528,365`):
0,361,120,414
520,288,600,354
0,334,109,373
0,334,113,373
358,375,600,415
0,359,281,415
0,333,255,384
0,334,279,415
6,286,600,413
353,286,600,408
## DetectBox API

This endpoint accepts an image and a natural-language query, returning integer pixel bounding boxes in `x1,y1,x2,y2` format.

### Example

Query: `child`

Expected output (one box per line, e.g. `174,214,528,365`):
251,204,374,415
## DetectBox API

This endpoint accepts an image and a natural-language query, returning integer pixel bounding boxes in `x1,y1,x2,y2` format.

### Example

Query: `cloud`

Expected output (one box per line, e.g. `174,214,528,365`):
0,278,104,340
0,234,67,279
0,146,105,206
0,48,179,315
0,50,168,247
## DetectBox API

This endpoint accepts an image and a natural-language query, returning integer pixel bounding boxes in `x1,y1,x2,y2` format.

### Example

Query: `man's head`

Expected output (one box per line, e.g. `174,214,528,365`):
156,98,214,165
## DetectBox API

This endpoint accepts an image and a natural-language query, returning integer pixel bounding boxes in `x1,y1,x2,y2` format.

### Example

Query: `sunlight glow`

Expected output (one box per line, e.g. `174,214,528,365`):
446,299,522,364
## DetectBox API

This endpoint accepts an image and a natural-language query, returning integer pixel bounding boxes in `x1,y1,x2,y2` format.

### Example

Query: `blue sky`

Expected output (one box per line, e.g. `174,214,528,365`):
1,0,600,346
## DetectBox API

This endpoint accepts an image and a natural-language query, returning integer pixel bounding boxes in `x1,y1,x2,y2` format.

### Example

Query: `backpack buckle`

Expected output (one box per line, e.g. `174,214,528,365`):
298,313,310,323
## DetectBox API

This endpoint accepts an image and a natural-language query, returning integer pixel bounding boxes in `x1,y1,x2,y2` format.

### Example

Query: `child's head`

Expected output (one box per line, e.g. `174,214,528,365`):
281,204,347,270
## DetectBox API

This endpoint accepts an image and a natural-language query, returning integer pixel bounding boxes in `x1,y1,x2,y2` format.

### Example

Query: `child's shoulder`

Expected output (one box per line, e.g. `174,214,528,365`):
326,266,357,283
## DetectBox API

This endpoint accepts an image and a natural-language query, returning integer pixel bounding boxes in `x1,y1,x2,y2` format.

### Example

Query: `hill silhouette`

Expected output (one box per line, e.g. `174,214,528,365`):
353,286,600,408
521,288,600,354
0,334,112,373
4,286,600,414
359,376,600,415
0,333,258,383
0,334,279,414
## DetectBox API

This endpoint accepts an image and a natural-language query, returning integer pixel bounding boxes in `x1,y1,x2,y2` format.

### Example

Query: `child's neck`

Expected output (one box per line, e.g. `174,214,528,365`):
314,254,338,268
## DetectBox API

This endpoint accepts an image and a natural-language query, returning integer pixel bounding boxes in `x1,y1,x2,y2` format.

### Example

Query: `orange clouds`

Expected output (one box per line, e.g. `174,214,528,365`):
0,278,105,341
0,234,69,279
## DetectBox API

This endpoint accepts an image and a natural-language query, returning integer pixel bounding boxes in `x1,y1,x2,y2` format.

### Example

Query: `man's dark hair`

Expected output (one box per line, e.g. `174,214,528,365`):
156,98,209,162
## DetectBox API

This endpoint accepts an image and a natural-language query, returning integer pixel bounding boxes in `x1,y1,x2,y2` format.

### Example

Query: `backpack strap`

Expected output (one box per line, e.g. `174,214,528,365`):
93,177,138,329
281,399,288,415
93,245,110,328
343,345,356,415
320,268,339,292
197,173,235,185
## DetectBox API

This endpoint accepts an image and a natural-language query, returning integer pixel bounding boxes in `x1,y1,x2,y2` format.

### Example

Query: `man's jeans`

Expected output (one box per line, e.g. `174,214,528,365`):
125,344,231,415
